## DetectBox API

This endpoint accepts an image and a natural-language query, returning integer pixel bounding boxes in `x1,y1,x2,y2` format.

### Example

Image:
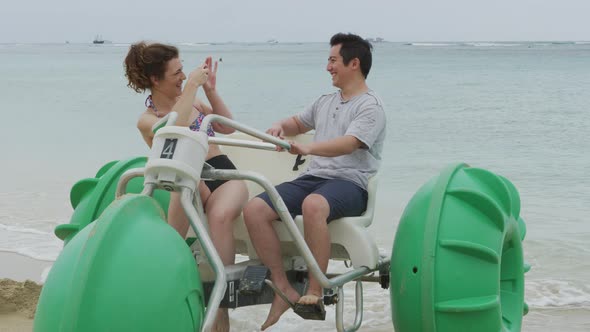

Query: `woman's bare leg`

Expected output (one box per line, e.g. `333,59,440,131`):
205,180,248,264
167,182,211,237
205,180,248,332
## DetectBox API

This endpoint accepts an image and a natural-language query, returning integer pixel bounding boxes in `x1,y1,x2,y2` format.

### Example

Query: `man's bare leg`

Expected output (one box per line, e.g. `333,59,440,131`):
298,194,331,305
244,198,301,330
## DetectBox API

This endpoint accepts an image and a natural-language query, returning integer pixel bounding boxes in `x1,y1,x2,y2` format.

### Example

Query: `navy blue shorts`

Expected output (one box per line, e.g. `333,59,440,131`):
257,175,368,223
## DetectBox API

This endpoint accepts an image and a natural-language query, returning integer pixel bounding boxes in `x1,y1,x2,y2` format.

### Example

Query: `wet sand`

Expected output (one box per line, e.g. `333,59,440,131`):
0,251,53,284
0,251,47,331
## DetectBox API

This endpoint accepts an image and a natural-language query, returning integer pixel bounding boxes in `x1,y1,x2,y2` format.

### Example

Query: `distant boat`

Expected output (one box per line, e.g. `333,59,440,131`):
367,37,385,43
267,39,278,44
93,35,105,44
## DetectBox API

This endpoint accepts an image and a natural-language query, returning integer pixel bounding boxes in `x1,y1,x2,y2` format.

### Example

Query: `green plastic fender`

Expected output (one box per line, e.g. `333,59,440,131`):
55,157,170,243
34,194,204,332
390,163,528,332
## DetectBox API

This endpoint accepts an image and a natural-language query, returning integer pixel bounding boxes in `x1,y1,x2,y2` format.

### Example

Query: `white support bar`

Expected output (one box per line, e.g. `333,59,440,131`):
208,137,277,151
201,114,291,151
151,112,179,133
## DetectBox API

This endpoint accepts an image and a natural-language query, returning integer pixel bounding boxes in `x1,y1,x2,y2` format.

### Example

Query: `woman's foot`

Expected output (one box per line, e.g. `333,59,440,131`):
261,287,300,330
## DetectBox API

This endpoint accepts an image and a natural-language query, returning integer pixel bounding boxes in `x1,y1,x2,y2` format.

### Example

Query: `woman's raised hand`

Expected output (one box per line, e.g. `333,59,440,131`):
187,62,209,87
203,56,218,91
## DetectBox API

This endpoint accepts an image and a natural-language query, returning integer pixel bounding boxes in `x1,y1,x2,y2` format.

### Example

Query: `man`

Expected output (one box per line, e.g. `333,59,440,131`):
243,32,386,330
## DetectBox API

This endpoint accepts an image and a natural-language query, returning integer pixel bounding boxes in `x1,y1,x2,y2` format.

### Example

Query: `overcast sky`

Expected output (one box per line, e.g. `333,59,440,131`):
1,0,588,43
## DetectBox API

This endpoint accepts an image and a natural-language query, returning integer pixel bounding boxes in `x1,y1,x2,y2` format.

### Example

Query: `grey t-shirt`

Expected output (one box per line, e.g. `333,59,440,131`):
297,90,386,190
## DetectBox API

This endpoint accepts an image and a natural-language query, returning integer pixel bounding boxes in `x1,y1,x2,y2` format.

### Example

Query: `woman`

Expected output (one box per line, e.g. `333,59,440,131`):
124,42,248,332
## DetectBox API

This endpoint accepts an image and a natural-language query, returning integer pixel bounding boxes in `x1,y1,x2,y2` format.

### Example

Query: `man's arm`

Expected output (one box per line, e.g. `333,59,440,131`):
289,135,363,157
267,116,311,137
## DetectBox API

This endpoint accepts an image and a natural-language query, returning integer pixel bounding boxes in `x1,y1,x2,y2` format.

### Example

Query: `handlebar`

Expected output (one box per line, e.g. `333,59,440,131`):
151,113,291,152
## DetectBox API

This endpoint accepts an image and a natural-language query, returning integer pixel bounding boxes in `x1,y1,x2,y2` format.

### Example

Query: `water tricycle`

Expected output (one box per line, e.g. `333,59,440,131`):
34,114,529,331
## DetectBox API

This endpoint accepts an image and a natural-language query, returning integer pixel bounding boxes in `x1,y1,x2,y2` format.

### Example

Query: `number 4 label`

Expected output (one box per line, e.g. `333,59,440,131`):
161,138,178,159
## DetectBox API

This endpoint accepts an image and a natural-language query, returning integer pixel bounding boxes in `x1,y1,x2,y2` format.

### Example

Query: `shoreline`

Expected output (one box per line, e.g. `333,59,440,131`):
0,251,54,284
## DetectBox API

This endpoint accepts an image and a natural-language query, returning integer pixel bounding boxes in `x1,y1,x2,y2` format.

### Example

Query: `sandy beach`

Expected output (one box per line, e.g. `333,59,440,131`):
0,251,48,332
0,278,38,332
0,313,33,332
0,251,588,332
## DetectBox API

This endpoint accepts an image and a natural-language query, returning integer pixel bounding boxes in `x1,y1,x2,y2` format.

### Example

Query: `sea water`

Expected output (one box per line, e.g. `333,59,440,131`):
1,41,589,331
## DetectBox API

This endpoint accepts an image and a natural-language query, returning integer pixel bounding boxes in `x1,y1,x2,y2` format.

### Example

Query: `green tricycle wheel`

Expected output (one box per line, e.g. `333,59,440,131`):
390,163,528,332
34,194,205,331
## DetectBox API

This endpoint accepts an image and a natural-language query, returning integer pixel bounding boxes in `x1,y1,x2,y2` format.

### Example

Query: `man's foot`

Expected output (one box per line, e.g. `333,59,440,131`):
261,288,300,331
298,293,322,305
211,308,229,332
293,293,326,320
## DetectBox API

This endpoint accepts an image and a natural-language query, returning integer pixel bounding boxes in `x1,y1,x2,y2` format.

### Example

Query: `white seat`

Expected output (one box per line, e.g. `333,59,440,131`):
218,133,381,270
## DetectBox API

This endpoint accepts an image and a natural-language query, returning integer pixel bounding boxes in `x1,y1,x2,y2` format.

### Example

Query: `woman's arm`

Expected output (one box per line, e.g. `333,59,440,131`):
172,63,209,127
199,57,236,134
137,111,159,147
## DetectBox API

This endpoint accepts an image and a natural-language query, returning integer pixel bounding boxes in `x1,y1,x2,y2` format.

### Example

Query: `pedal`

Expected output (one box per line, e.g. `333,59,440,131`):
293,299,326,320
323,289,338,305
239,265,270,295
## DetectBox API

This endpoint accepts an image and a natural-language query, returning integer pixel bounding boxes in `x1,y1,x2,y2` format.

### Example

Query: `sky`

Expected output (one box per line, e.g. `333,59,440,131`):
1,0,589,43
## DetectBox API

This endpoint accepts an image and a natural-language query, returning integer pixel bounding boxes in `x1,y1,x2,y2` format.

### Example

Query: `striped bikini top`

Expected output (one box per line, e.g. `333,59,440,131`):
145,95,215,137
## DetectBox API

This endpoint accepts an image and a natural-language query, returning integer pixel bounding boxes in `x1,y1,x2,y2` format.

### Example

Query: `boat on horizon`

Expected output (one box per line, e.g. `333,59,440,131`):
93,35,105,44
367,37,385,43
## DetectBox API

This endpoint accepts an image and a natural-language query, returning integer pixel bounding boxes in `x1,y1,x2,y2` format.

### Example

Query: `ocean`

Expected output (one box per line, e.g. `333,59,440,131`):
1,41,589,331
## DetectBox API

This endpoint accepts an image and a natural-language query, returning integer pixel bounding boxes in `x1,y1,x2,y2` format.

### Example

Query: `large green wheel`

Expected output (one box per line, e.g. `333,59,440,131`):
55,157,170,244
34,195,204,331
390,163,528,332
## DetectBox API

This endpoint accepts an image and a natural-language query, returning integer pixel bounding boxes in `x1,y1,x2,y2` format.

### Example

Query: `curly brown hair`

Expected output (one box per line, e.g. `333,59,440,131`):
124,42,179,93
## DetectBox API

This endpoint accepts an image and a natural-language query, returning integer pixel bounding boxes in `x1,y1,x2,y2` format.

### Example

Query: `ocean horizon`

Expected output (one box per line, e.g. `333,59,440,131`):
2,39,589,45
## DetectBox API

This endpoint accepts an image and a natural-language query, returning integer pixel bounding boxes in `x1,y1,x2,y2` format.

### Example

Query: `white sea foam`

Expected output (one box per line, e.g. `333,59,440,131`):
526,279,590,308
464,42,521,47
0,222,53,236
407,42,455,47
178,42,211,47
0,246,60,262
0,223,62,261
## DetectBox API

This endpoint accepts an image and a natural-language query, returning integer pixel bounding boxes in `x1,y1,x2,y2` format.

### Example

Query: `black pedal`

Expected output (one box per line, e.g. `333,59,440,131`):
239,265,270,295
293,300,326,320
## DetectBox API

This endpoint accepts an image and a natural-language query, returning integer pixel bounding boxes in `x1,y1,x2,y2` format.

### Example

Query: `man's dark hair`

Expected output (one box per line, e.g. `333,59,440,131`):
330,33,373,78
